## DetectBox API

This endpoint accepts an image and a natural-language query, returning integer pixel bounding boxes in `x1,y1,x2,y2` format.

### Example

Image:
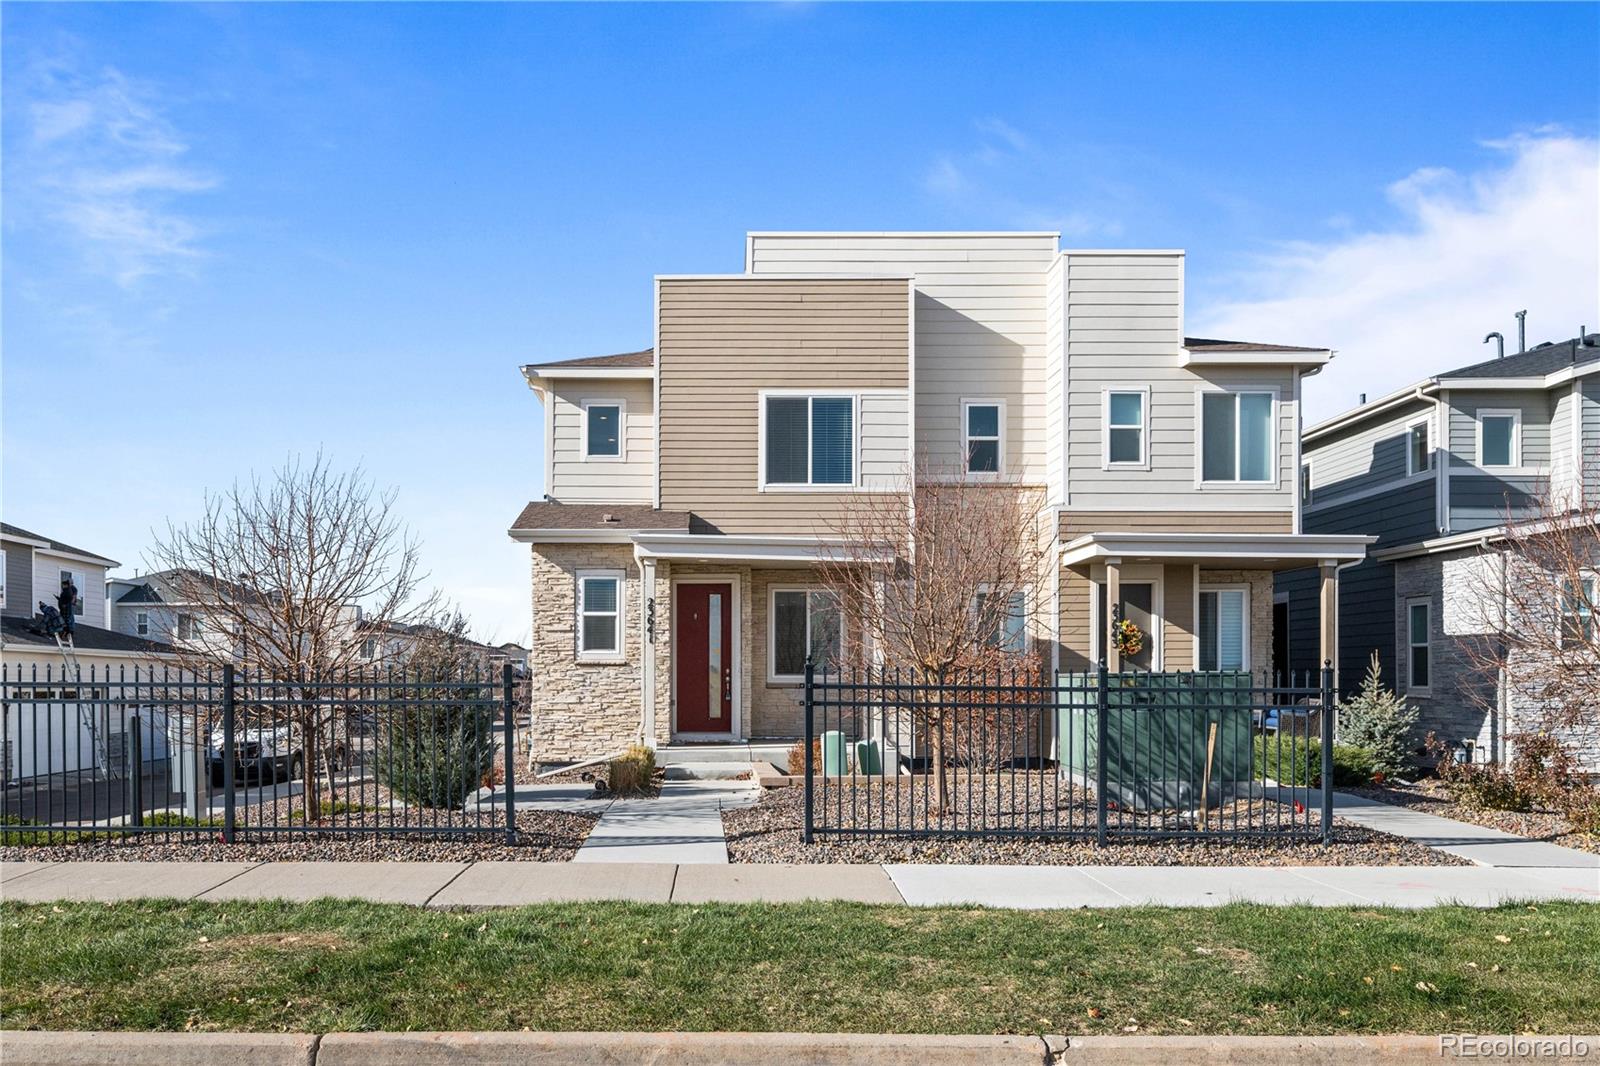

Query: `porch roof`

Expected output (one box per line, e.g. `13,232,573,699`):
630,532,894,568
1059,531,1374,571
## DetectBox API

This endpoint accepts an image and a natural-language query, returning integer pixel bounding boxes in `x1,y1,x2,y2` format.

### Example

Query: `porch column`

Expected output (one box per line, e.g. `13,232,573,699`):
639,557,657,749
1318,560,1338,683
1104,557,1122,672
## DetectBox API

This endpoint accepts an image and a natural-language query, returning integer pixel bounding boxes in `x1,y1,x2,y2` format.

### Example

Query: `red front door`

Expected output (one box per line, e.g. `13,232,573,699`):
675,583,733,734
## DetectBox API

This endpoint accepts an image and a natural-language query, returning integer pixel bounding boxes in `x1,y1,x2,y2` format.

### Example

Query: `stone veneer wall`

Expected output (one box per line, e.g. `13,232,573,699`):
530,544,643,763
748,568,813,738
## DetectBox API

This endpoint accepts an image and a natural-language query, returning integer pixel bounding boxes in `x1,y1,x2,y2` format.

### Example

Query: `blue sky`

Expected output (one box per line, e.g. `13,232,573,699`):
4,2,1597,642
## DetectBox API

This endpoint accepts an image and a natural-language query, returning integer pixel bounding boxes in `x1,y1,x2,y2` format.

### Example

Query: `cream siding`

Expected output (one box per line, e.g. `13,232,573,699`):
32,552,108,629
1043,254,1066,503
548,379,655,504
656,277,910,533
748,234,1057,485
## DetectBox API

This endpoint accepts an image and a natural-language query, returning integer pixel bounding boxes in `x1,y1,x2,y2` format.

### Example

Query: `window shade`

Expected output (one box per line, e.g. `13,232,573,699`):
773,590,807,676
766,398,810,484
810,398,853,485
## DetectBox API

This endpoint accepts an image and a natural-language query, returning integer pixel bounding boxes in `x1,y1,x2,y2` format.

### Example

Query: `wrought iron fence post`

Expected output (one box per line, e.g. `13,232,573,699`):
502,663,516,845
1095,661,1109,847
128,713,144,828
1320,659,1335,845
803,655,815,844
222,665,236,844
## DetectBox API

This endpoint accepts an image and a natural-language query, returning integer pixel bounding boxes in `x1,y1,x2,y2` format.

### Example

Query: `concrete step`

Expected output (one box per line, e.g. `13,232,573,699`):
663,762,756,781
656,743,792,766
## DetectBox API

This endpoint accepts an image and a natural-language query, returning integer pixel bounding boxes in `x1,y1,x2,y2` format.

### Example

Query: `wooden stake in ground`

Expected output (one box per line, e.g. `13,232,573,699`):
1201,722,1218,830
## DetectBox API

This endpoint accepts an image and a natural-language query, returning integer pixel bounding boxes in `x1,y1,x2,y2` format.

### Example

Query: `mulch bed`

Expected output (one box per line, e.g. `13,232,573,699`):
0,805,597,863
1346,779,1600,856
724,778,1467,866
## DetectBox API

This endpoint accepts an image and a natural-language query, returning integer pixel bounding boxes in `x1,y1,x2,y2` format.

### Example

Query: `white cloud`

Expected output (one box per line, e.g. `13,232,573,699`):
9,58,218,287
1190,132,1600,423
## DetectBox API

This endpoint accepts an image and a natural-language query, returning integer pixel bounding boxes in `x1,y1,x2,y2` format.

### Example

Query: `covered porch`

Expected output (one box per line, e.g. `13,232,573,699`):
1058,532,1374,682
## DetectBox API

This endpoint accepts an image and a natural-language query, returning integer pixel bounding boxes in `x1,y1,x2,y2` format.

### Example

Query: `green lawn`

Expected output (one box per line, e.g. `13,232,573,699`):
3,900,1597,1035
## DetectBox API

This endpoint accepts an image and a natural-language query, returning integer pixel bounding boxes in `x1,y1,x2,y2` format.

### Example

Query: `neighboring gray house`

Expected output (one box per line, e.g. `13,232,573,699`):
1279,331,1600,767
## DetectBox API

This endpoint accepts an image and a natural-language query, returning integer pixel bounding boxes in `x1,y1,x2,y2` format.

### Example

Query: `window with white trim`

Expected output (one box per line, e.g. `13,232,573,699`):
576,571,624,659
1560,572,1596,645
1198,587,1249,671
1201,391,1275,483
135,612,150,636
962,401,1001,475
1105,390,1146,466
1477,409,1520,468
0,548,6,609
1406,598,1431,691
360,637,376,660
769,587,842,680
1406,419,1432,475
763,395,854,487
582,401,623,460
975,587,1027,654
177,613,201,641
58,569,83,613
1300,461,1313,506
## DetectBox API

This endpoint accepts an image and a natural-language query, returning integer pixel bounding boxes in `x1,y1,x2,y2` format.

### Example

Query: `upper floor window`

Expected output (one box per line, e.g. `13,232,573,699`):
577,570,624,659
1477,409,1520,468
1104,389,1147,467
763,395,854,488
58,570,83,613
1406,598,1431,691
1200,391,1274,484
962,400,1002,475
769,587,842,681
177,613,201,641
360,637,376,660
583,401,624,460
1407,419,1432,475
1300,461,1313,506
0,547,6,608
135,612,150,636
1198,587,1249,671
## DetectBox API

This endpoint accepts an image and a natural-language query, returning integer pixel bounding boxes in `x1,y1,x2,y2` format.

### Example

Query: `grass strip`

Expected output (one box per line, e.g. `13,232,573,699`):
3,899,1597,1035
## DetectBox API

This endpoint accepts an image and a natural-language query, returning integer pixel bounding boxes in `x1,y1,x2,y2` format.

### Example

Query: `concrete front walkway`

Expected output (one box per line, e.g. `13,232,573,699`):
3,859,1595,909
573,781,758,864
1331,791,1600,868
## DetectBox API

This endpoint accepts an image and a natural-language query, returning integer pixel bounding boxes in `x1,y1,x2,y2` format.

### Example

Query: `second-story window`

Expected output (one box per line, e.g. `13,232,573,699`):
1478,409,1519,468
962,401,1002,474
1105,390,1147,466
1407,419,1432,475
1201,391,1274,484
135,612,150,636
177,613,201,641
583,401,624,460
764,395,854,488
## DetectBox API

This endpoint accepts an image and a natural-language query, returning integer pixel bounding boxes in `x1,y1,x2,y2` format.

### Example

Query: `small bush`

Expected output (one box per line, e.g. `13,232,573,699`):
787,739,821,776
608,744,657,796
1254,737,1375,787
1336,652,1419,779
376,691,497,809
1428,733,1532,812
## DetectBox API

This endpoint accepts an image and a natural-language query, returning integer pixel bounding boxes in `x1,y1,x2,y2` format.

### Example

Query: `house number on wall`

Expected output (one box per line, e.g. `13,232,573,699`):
646,597,655,644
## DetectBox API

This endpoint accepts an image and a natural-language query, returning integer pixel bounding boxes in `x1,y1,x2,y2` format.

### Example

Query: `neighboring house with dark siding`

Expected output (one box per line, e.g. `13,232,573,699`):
1278,331,1600,768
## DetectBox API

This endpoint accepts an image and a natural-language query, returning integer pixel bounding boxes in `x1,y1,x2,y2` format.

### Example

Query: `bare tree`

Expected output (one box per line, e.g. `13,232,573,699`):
817,460,1053,811
1460,465,1600,757
147,454,438,819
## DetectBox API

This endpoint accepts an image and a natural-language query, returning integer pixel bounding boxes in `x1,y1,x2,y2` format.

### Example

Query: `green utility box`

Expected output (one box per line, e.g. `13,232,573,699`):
1056,671,1255,810
821,730,849,777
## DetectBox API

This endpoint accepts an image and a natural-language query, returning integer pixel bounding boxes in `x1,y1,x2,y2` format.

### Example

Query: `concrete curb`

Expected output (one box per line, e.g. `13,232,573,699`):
6,1031,1598,1065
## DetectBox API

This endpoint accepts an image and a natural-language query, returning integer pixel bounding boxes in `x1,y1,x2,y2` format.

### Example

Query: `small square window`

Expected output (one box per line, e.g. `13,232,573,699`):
577,572,624,658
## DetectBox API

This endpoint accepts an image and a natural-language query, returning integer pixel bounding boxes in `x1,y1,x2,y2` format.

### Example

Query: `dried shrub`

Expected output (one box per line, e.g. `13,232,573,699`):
1428,733,1531,812
787,739,821,776
608,744,657,796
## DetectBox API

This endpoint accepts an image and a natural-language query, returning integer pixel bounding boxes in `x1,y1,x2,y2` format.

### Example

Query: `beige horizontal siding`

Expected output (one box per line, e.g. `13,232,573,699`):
657,277,910,533
1060,511,1294,536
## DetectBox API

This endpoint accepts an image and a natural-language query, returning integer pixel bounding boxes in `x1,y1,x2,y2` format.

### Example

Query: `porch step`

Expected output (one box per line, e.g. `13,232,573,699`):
662,762,757,782
656,743,792,767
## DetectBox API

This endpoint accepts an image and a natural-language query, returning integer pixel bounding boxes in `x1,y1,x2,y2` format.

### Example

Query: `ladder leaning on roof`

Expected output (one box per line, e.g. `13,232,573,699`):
52,632,116,779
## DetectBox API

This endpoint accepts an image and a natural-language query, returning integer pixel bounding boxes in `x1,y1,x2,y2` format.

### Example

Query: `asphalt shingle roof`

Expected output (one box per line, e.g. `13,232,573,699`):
509,501,692,532
524,349,654,371
1,616,175,656
1184,337,1329,353
0,523,118,565
1440,337,1600,380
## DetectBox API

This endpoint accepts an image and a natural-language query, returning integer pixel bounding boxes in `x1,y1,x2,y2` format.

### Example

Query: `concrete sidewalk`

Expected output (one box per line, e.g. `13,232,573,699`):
1332,792,1600,868
3,859,1595,908
573,780,758,864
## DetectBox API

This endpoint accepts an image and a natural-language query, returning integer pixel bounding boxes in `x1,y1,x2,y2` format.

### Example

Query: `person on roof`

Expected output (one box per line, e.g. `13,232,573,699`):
56,574,79,639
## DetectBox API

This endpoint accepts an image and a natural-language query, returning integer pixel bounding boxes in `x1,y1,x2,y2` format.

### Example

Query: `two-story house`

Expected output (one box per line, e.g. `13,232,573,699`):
512,232,1372,761
1282,331,1600,768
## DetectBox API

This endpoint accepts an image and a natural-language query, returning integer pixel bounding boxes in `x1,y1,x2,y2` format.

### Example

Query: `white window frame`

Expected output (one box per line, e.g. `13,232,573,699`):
1300,459,1313,507
360,637,376,660
1475,408,1521,469
1197,583,1252,672
580,398,627,462
135,612,150,637
177,612,200,642
0,547,6,609
58,568,84,613
1101,387,1150,469
767,585,844,683
757,390,861,492
1405,417,1433,477
576,569,626,662
960,398,1005,478
973,584,1029,655
1196,387,1279,487
1404,597,1432,694
1558,570,1597,648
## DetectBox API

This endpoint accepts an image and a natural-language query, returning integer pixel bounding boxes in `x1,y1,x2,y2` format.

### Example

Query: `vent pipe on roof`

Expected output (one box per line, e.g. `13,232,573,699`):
1515,310,1527,353
1359,393,1367,405
1484,332,1504,359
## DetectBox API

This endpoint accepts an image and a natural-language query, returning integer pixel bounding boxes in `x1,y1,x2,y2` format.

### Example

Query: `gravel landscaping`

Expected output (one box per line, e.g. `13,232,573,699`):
723,781,1467,866
1347,780,1600,856
0,807,596,863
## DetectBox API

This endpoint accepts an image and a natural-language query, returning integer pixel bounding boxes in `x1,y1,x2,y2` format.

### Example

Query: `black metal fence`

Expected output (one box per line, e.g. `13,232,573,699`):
803,661,1336,844
2,663,517,843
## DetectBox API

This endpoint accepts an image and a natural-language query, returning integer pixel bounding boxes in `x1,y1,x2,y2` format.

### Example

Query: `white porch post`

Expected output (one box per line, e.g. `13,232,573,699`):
640,556,657,749
1104,557,1122,672
1318,560,1339,686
